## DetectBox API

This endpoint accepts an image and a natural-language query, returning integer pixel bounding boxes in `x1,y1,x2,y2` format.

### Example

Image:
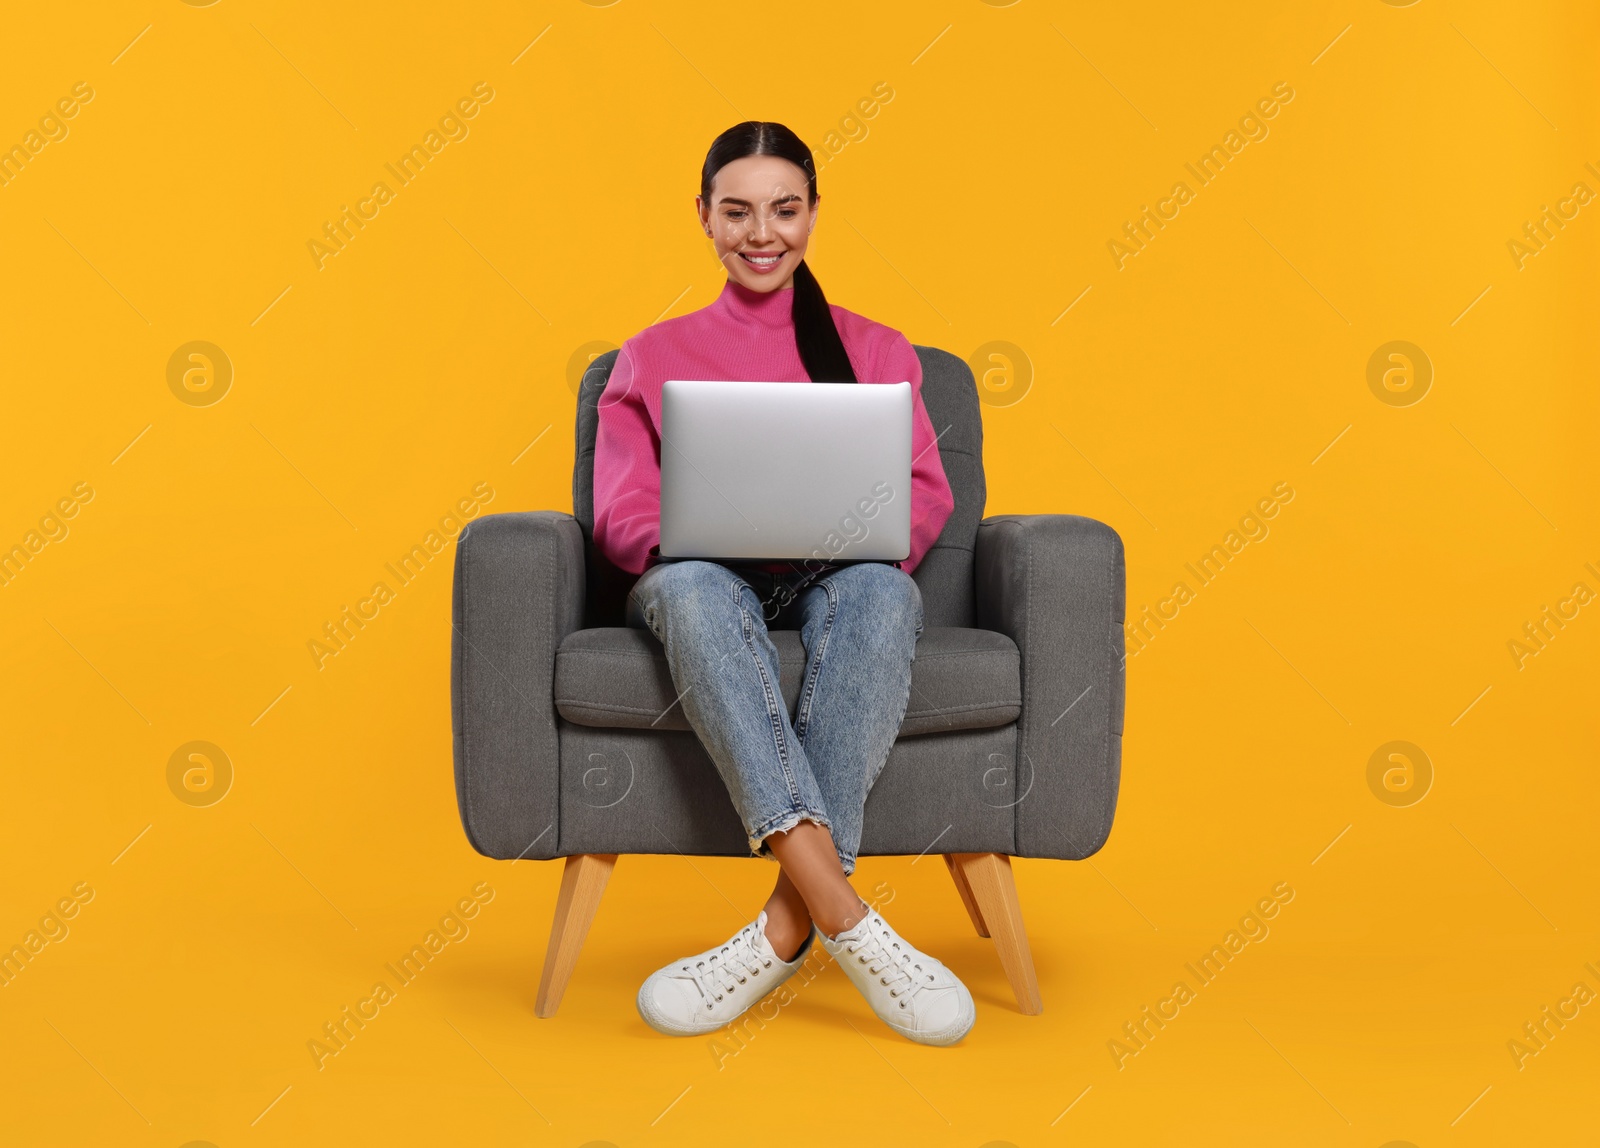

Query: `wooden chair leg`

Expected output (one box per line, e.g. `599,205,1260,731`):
949,852,1043,1014
535,853,617,1018
943,853,989,937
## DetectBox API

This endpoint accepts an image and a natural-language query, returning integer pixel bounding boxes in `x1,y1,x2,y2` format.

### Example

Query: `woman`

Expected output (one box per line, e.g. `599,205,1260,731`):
592,121,974,1046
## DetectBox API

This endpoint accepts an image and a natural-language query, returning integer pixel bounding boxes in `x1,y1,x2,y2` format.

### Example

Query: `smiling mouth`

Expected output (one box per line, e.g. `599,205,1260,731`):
739,251,784,267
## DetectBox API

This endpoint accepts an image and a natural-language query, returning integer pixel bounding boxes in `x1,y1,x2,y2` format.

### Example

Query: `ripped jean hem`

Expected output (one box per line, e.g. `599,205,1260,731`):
748,807,842,868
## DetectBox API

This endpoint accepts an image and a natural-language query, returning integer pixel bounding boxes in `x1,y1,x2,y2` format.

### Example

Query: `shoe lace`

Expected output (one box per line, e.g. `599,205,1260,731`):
687,923,772,1008
845,915,939,1010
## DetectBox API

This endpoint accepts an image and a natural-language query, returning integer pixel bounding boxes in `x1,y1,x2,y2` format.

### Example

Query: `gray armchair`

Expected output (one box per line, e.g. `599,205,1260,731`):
451,346,1126,1016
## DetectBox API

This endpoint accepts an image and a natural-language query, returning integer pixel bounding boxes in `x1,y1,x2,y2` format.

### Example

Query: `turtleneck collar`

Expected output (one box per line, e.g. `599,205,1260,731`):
716,277,796,331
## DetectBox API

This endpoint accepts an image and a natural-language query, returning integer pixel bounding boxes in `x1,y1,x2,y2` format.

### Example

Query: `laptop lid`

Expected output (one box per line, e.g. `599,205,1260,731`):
658,379,913,563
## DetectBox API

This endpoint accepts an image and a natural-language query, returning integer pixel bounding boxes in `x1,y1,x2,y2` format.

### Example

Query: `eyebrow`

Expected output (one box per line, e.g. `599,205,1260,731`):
717,194,804,208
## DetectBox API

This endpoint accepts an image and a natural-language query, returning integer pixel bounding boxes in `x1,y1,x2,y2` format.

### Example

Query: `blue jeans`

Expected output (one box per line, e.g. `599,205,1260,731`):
627,560,924,877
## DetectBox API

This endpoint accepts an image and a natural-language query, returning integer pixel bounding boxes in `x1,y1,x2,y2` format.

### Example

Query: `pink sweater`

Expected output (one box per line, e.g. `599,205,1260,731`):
593,277,955,576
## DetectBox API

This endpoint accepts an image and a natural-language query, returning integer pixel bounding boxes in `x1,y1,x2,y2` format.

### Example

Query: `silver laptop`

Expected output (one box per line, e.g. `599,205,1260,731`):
659,380,912,562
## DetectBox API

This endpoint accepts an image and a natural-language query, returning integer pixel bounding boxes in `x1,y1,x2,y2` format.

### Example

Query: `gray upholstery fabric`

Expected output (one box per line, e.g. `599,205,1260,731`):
556,723,1017,861
975,515,1126,860
571,351,610,539
450,344,1126,866
452,512,586,860
554,626,1020,737
572,350,632,629
907,346,986,628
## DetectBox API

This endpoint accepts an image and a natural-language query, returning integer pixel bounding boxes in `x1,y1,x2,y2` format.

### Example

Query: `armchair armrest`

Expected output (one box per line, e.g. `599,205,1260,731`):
976,514,1126,860
452,511,586,860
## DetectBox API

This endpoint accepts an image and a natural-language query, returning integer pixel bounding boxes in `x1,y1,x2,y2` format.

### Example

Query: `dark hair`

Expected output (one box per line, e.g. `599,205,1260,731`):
700,121,857,383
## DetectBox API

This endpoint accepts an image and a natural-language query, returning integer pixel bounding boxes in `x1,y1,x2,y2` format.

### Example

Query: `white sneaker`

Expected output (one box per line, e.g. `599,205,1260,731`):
637,910,818,1036
818,904,976,1045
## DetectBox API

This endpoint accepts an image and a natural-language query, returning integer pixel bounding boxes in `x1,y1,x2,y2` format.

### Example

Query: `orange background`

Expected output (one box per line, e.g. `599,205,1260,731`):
2,1,1596,1144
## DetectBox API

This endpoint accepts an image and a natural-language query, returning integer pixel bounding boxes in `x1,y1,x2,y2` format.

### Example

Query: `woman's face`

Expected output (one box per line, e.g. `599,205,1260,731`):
697,154,817,292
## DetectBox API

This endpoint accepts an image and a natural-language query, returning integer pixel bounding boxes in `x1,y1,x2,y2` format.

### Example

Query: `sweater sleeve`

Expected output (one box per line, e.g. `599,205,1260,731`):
591,343,660,575
889,333,956,574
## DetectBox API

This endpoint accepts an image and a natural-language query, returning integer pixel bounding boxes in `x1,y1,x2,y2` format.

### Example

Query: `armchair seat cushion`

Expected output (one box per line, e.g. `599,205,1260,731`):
555,626,1021,737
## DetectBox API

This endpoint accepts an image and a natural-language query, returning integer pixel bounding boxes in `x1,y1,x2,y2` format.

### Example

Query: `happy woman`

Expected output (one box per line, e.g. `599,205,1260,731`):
592,121,973,1045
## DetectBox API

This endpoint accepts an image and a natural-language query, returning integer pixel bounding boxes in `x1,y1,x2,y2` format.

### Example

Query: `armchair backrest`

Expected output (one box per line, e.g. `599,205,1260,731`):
573,345,986,628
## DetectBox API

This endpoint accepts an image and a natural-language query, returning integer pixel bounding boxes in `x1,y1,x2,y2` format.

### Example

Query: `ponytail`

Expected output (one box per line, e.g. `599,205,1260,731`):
791,259,857,383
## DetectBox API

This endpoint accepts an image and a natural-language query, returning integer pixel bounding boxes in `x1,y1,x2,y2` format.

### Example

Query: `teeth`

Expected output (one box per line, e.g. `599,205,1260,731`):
744,253,781,264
